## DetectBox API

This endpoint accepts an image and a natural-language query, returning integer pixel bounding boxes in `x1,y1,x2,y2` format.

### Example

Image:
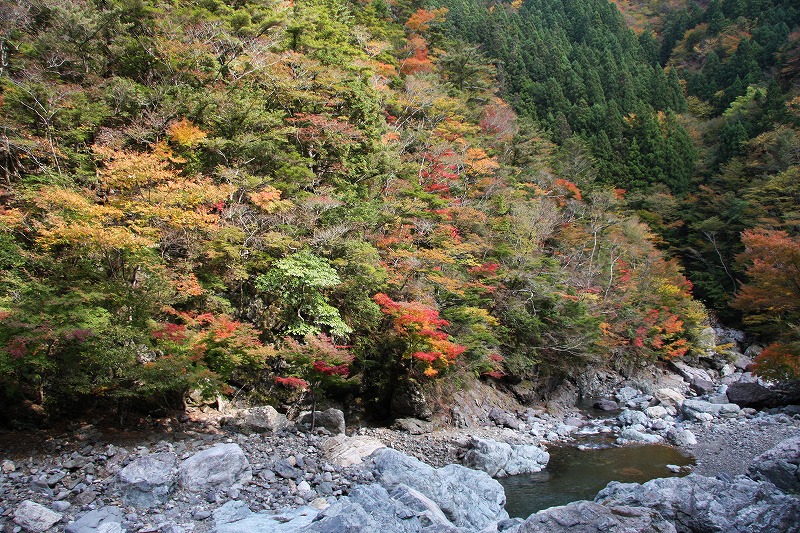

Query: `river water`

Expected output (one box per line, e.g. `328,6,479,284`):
499,442,694,517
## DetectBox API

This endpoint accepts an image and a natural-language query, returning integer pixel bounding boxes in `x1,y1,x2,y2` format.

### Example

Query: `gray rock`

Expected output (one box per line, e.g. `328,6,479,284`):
308,483,459,532
615,387,641,403
645,406,669,419
596,473,800,532
51,501,70,513
707,393,730,404
748,436,800,493
273,458,302,480
666,428,698,447
592,399,619,411
462,437,549,477
117,452,177,508
670,362,715,394
393,418,434,435
297,409,346,436
681,399,740,420
368,447,509,530
517,500,676,532
213,501,319,532
618,428,664,444
489,407,521,430
731,352,754,371
618,409,649,427
179,443,252,493
221,406,288,435
13,500,62,532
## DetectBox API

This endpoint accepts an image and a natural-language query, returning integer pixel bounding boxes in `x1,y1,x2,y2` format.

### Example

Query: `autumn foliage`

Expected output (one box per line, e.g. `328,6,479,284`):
373,293,465,377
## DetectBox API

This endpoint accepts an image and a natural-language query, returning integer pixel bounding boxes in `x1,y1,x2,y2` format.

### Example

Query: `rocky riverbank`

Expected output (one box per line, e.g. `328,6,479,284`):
2,327,800,532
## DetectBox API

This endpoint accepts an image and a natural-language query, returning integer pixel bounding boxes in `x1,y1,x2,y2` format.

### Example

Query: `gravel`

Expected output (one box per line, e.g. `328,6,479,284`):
680,412,800,477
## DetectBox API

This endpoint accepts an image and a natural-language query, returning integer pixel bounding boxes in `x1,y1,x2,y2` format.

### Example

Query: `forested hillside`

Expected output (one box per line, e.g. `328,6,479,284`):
438,0,800,381
1,0,794,424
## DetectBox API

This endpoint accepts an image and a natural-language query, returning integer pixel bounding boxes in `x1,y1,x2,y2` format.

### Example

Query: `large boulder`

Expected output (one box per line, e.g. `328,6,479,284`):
368,447,509,530
13,500,62,532
393,418,434,435
596,474,800,532
221,406,288,435
489,407,521,430
179,443,252,493
654,388,686,408
618,409,649,427
592,399,619,411
615,387,642,403
666,428,698,447
212,484,461,533
322,435,386,468
670,361,715,393
617,428,664,444
726,381,780,408
462,437,549,477
213,501,319,532
517,501,676,533
117,452,177,508
681,399,740,420
297,408,346,435
391,378,432,420
748,436,800,493
310,484,459,532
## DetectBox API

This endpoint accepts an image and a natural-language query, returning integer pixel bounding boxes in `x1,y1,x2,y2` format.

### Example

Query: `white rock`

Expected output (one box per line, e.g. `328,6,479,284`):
14,500,62,532
323,435,386,468
646,406,669,419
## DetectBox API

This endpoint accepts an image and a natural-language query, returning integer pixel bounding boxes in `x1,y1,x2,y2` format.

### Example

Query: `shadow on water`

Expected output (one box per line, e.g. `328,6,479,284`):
499,443,694,518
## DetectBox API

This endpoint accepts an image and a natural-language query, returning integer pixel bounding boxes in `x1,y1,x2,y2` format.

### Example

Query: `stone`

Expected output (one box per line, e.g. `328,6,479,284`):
682,399,740,420
731,352,754,371
13,500,62,532
596,473,800,532
748,436,800,493
617,428,664,444
670,361,715,393
297,408,346,436
654,388,685,408
517,500,676,532
322,435,386,468
727,382,780,408
615,387,641,403
645,406,669,419
462,437,549,477
391,378,432,420
392,418,434,435
51,501,70,512
368,447,509,530
489,407,521,430
667,428,698,447
309,483,459,532
117,452,177,508
273,458,302,480
2,460,15,473
618,409,649,427
213,501,320,532
592,399,619,411
221,406,288,435
179,443,252,493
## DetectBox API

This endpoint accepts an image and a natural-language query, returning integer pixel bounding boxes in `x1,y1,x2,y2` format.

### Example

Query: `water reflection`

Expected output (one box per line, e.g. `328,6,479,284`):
499,443,694,517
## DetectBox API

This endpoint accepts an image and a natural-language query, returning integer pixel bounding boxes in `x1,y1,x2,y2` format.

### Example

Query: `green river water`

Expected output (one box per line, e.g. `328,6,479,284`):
499,442,694,517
